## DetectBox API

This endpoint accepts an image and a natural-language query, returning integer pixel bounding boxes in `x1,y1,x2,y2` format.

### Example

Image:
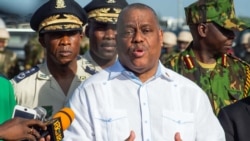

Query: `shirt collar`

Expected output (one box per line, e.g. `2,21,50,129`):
108,60,173,82
37,61,87,81
37,62,51,80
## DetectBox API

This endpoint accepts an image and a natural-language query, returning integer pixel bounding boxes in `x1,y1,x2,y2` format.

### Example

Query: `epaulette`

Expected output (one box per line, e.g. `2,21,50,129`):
85,66,98,75
13,66,39,83
227,53,250,97
77,55,82,60
227,53,250,67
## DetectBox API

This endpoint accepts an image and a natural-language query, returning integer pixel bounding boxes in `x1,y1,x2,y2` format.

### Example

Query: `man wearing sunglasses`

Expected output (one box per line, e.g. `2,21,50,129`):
163,0,250,115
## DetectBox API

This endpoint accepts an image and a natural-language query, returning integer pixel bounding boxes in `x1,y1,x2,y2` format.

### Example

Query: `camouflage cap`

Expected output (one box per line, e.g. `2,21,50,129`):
185,0,250,31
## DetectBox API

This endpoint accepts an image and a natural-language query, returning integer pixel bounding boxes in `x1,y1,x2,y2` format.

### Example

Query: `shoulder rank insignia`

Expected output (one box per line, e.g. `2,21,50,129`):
183,54,194,69
227,53,250,67
222,54,227,67
13,66,39,83
244,65,250,97
85,66,98,75
77,55,82,60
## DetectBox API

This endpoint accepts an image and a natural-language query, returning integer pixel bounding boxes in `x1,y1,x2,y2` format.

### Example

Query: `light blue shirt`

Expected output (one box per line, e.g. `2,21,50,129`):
64,61,225,141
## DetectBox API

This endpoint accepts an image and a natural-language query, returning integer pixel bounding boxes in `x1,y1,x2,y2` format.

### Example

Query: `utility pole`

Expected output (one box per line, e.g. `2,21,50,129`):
177,0,183,29
178,0,183,20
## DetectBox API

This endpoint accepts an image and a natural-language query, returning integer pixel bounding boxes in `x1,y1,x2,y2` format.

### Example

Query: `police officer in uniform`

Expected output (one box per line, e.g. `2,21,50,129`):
164,0,250,114
11,0,88,117
0,18,19,79
81,0,128,75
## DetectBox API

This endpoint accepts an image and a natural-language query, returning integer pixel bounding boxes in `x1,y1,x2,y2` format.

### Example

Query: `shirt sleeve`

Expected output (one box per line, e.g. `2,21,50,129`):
63,85,94,141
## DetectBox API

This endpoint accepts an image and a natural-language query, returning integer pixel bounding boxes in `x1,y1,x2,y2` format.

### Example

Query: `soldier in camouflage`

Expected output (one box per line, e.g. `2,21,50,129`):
0,18,19,79
24,34,45,70
163,0,250,114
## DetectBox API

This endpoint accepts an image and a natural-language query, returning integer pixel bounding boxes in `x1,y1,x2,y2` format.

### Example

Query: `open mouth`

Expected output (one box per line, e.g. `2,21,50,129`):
132,48,145,57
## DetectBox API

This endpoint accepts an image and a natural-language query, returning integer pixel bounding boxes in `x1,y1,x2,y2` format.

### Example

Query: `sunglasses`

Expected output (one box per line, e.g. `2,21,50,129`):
211,22,235,38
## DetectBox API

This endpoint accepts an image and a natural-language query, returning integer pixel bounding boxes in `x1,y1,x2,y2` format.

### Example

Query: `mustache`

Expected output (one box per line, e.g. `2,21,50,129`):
59,46,71,51
129,44,148,52
101,41,116,47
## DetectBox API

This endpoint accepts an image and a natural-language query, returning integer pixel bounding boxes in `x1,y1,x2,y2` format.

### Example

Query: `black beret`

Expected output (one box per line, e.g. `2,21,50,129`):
30,0,88,33
84,0,128,24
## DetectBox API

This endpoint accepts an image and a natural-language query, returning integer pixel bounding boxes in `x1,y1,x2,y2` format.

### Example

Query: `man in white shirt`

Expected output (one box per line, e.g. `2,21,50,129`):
64,3,225,141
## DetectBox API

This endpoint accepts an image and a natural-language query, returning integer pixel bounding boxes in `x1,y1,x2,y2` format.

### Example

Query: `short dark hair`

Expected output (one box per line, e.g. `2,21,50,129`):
117,3,160,28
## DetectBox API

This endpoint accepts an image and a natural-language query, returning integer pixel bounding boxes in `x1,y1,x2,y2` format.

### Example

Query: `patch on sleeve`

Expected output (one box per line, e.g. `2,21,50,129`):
13,66,39,83
41,105,53,118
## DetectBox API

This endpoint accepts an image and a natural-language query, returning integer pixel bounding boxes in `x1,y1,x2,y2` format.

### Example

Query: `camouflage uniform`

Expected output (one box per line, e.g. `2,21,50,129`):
0,18,19,79
0,50,18,78
164,0,250,114
165,46,250,114
160,31,177,62
24,34,45,70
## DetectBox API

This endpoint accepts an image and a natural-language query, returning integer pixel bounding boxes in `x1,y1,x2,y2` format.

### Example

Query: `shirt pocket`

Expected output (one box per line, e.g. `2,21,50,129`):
162,110,195,141
93,110,129,141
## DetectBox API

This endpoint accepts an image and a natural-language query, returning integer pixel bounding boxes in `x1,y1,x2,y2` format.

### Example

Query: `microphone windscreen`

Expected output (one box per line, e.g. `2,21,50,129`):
52,107,75,130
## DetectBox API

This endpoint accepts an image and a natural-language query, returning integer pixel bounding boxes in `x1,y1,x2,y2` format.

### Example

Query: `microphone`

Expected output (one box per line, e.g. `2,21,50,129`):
40,107,75,141
34,107,47,122
52,107,75,130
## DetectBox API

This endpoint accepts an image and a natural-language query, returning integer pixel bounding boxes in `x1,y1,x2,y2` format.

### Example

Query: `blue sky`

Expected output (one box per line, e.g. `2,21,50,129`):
123,0,250,18
0,0,249,19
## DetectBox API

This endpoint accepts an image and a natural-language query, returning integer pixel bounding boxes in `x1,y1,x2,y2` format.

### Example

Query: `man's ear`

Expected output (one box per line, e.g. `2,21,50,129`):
85,25,90,38
197,23,207,38
79,31,83,39
159,29,164,47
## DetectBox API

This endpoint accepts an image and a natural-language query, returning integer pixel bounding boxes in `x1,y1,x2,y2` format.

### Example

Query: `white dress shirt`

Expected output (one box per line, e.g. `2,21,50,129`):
64,61,225,141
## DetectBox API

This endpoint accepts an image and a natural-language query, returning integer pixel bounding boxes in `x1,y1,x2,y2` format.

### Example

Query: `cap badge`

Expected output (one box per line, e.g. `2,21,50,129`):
106,0,116,4
55,0,66,9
